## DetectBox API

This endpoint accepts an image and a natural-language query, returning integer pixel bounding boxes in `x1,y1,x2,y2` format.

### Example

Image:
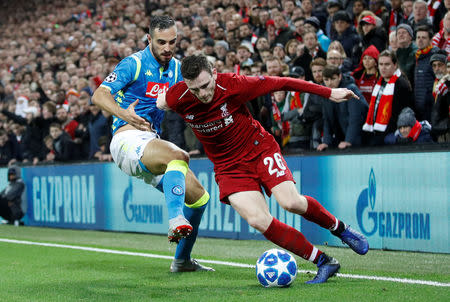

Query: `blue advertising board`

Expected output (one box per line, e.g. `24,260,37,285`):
9,151,449,253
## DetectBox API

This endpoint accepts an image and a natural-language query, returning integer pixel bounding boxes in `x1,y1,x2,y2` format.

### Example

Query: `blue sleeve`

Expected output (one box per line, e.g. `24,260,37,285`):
100,56,137,95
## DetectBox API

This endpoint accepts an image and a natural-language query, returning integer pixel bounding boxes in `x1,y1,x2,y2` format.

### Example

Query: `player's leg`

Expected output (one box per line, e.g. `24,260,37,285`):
228,191,339,284
272,181,369,255
140,138,192,241
170,169,214,272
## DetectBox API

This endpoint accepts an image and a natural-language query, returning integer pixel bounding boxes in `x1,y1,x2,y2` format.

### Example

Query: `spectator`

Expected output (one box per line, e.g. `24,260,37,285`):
431,55,450,142
330,10,361,58
362,50,414,145
304,16,331,51
292,17,306,42
358,15,387,53
352,45,380,104
272,12,294,47
0,166,25,225
326,49,353,75
389,31,399,51
317,65,368,151
414,25,439,121
93,136,113,162
384,107,434,144
49,122,79,162
271,90,290,148
291,31,326,81
0,129,20,166
431,11,450,56
325,0,342,39
396,23,417,86
56,106,79,140
408,0,432,31
387,0,407,34
87,102,111,159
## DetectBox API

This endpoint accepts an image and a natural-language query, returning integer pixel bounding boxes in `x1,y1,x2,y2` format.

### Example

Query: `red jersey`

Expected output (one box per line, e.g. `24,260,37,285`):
165,73,331,167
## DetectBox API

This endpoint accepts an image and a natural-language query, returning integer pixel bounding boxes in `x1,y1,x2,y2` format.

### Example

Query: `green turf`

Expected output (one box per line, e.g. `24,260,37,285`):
0,225,448,302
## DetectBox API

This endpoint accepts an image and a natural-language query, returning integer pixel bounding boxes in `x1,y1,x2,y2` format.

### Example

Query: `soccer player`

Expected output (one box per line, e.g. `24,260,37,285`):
92,17,213,272
157,55,369,283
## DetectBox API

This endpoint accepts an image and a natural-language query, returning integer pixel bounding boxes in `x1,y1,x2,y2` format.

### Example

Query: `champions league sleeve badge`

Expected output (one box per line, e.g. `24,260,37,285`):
105,72,118,83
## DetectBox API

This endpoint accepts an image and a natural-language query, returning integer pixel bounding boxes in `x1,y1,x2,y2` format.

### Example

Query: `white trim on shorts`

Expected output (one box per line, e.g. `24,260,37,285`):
110,130,163,187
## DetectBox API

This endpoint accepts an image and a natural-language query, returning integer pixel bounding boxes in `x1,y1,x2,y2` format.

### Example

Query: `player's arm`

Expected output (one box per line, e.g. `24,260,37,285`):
92,86,150,131
236,75,357,103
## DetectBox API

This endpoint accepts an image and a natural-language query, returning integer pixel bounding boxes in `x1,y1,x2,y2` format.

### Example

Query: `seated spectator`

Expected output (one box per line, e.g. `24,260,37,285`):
352,45,380,104
384,107,434,144
317,65,368,151
362,50,414,146
326,49,353,75
0,166,25,225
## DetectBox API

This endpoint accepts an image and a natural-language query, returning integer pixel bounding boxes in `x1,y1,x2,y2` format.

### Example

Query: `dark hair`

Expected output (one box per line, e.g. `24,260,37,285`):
149,15,175,37
181,55,213,80
379,49,398,64
416,25,433,40
49,122,62,129
322,65,341,78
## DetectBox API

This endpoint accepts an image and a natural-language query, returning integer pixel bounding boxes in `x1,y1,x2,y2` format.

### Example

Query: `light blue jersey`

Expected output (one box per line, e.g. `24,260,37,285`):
100,46,182,134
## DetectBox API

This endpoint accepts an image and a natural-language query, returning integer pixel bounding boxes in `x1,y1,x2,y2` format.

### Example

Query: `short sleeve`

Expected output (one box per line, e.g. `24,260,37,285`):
100,56,137,95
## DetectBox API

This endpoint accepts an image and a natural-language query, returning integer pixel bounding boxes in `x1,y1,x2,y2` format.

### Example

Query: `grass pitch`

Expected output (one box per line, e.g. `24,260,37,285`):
0,225,448,302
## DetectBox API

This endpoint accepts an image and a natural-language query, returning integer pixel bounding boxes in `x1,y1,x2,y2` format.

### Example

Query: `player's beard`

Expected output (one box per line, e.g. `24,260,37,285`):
152,45,173,66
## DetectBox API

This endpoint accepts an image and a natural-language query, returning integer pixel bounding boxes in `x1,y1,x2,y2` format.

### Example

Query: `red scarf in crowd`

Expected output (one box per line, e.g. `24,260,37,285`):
407,120,423,141
363,69,402,132
415,44,433,60
272,98,290,146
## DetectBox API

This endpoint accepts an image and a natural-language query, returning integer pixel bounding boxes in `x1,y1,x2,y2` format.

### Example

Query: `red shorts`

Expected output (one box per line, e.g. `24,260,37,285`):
214,134,294,203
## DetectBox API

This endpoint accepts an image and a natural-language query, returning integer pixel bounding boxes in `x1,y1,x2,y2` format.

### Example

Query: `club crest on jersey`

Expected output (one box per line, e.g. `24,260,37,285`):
105,72,117,83
172,185,184,196
146,82,169,98
186,114,194,120
220,103,229,117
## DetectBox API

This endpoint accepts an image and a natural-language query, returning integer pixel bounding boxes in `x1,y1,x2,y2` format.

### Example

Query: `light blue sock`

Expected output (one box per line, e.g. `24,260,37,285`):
163,160,188,220
175,192,209,260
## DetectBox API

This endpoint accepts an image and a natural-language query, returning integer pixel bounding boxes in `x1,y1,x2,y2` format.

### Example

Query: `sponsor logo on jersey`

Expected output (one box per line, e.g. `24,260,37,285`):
145,82,169,98
186,115,194,120
105,72,117,83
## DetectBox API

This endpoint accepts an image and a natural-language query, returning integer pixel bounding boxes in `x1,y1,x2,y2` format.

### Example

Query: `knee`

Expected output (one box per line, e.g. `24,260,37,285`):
170,148,190,164
246,214,272,233
281,194,307,214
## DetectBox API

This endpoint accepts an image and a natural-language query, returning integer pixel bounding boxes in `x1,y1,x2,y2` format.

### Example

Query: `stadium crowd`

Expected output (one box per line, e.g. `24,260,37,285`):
0,0,449,167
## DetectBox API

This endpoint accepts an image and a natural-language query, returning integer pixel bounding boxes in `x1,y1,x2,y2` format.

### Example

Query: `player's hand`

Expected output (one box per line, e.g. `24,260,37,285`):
329,88,359,103
122,99,151,131
156,91,169,110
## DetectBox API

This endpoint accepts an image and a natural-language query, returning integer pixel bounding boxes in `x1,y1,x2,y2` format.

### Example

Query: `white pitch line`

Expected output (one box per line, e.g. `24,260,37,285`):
1,238,449,288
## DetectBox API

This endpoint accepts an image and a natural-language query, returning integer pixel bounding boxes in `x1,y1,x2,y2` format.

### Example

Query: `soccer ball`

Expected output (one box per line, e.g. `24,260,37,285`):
256,248,298,288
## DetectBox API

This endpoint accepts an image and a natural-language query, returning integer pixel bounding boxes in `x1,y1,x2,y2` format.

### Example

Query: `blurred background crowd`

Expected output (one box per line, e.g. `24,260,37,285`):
0,0,449,167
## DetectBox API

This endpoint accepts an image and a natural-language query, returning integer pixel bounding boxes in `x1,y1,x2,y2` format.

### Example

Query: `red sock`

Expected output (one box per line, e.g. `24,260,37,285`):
263,217,322,262
302,195,338,231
